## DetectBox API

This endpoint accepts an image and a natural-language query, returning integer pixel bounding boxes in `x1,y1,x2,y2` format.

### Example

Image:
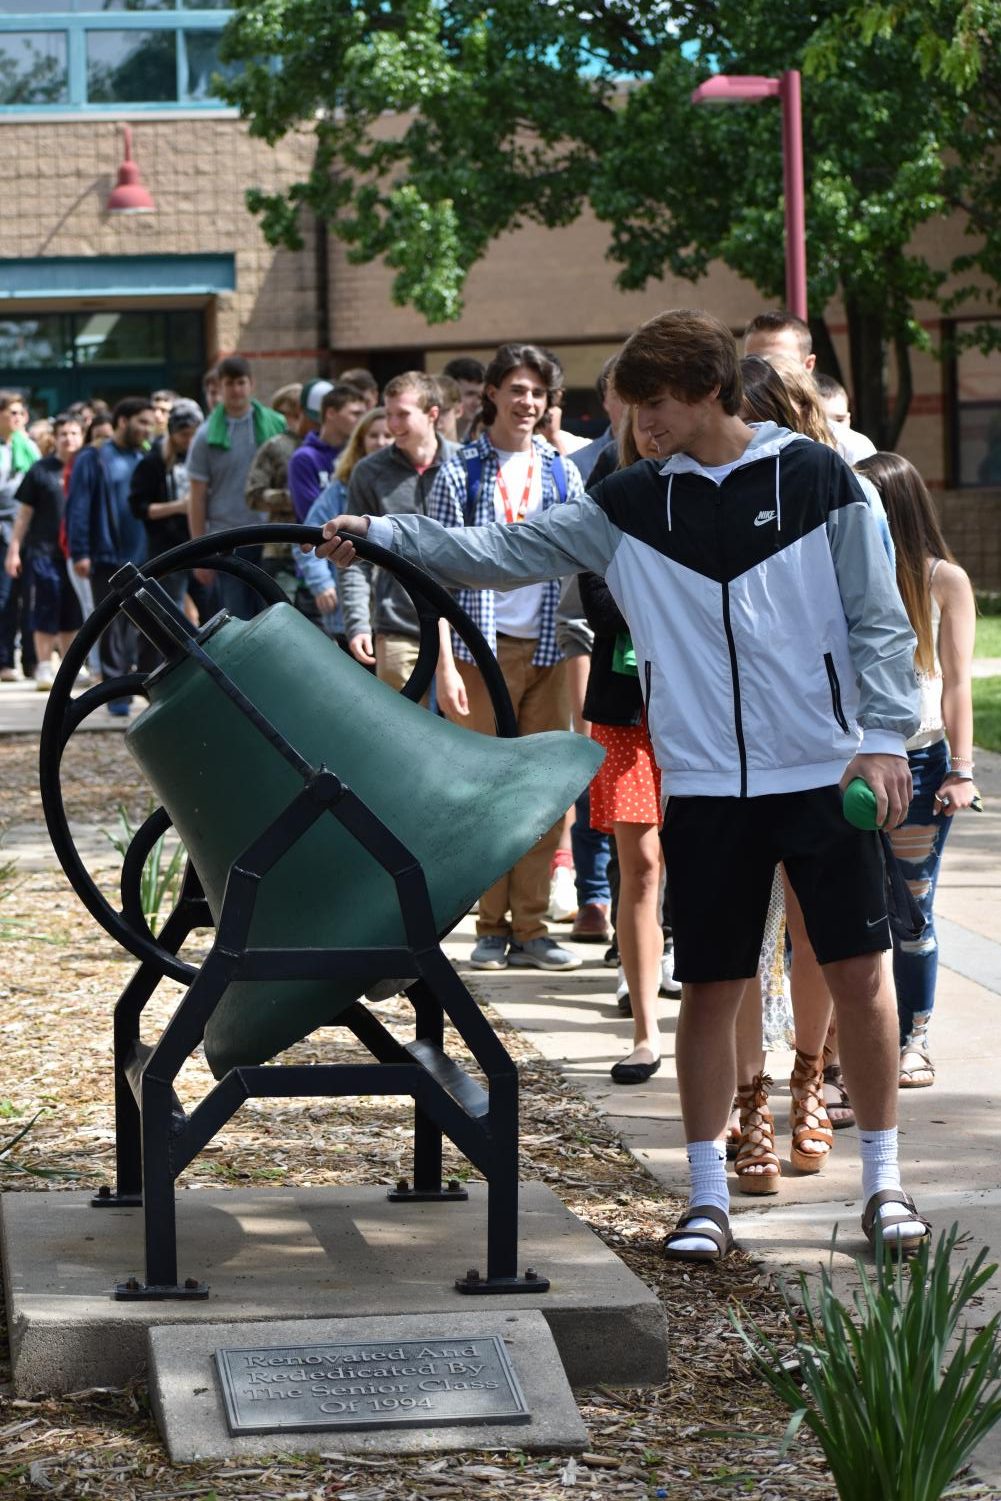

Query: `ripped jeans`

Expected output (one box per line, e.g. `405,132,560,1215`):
887,738,953,1040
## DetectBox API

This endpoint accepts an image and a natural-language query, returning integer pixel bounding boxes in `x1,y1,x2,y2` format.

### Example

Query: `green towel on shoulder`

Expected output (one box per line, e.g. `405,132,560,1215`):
205,399,286,450
10,429,40,474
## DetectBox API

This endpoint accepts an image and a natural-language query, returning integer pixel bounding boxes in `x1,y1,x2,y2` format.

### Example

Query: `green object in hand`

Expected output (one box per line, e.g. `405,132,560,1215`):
843,777,883,830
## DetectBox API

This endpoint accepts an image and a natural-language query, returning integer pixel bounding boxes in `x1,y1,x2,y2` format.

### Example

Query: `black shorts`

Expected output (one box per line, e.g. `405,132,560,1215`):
663,786,890,982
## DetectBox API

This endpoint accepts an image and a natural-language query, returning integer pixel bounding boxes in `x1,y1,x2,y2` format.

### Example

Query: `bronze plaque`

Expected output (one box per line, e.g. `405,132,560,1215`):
215,1334,530,1434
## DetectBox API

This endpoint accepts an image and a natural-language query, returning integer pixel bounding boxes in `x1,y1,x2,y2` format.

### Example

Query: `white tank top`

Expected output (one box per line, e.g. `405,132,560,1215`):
907,559,945,750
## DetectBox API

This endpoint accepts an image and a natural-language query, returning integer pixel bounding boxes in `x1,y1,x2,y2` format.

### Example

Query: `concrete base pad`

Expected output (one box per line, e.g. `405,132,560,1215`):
149,1310,587,1462
2,1184,667,1396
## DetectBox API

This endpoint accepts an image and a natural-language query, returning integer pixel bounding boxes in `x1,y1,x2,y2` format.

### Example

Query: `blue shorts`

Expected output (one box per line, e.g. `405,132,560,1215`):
26,551,82,636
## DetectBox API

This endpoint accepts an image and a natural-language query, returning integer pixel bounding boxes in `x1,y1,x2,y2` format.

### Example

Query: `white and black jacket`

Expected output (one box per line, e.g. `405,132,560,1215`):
367,423,920,798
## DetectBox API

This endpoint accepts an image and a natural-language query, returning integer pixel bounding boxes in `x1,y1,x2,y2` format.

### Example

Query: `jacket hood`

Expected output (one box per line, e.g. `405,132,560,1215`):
659,421,802,479
303,431,340,457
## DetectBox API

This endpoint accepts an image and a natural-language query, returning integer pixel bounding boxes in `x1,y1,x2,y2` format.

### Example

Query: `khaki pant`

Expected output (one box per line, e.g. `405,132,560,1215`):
457,636,570,942
375,632,428,704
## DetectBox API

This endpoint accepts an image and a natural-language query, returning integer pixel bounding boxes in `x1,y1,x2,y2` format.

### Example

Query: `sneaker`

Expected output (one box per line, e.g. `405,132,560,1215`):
659,942,683,997
0,667,18,683
74,665,93,688
603,941,619,969
571,901,611,943
547,862,578,922
470,935,509,970
34,661,56,692
508,936,582,972
615,965,631,1016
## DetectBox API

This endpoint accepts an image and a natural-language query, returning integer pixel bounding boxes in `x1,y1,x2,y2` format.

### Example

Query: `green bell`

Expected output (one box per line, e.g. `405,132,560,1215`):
125,603,602,1080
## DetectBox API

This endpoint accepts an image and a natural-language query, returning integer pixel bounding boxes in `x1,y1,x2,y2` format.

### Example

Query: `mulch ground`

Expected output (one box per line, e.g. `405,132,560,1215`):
0,735,990,1501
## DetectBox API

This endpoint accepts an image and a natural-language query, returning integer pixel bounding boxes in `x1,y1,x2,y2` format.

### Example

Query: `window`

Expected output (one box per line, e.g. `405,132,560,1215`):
953,326,1001,488
0,3,236,111
73,311,167,365
0,316,70,369
0,31,68,105
86,29,176,103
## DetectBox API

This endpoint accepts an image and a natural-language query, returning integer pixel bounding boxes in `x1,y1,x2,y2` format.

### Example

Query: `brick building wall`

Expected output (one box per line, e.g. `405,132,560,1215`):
1,116,322,394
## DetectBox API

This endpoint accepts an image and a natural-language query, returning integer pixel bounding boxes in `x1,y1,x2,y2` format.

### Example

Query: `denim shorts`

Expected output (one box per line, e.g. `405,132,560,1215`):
26,549,82,635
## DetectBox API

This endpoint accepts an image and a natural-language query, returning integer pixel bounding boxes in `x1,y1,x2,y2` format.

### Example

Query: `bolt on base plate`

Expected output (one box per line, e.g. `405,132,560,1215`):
455,1268,550,1294
114,1278,210,1301
387,1177,469,1203
91,1186,143,1209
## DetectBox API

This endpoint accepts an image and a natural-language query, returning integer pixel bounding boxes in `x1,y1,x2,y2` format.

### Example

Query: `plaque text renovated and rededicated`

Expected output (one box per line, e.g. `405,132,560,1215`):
216,1336,530,1434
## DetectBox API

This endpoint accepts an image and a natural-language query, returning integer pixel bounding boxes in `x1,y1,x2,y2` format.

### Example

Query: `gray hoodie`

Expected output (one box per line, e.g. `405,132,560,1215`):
340,436,457,640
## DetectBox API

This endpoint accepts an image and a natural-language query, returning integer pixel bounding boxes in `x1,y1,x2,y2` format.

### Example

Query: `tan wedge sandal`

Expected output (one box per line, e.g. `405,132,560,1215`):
735,1072,781,1195
789,1048,834,1174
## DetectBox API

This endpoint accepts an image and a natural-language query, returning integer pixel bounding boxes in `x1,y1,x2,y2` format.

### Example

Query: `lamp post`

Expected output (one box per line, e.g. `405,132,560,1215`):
691,71,806,322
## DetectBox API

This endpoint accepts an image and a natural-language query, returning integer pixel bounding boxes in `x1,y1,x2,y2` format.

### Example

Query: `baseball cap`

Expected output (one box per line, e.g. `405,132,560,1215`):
167,399,204,433
301,379,334,421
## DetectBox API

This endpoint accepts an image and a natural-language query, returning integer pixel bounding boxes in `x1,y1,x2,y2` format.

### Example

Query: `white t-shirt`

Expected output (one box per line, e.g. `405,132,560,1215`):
492,448,546,638
699,458,742,486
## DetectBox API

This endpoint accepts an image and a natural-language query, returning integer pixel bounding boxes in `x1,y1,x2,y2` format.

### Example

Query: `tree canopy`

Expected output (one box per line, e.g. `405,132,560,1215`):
219,0,1001,447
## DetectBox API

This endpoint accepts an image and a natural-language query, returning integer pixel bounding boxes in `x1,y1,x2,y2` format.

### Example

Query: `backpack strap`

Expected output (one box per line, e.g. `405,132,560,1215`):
461,446,484,526
463,444,567,521
551,452,568,504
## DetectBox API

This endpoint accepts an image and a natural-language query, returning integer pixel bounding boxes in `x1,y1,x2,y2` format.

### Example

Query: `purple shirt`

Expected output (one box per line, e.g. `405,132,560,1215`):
287,432,344,521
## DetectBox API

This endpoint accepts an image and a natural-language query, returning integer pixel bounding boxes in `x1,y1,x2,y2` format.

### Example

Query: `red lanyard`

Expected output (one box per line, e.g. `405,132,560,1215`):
495,451,534,524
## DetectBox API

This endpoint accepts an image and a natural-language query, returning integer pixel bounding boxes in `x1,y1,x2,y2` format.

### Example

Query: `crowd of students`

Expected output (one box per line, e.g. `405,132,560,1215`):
312,308,978,1266
0,310,978,1264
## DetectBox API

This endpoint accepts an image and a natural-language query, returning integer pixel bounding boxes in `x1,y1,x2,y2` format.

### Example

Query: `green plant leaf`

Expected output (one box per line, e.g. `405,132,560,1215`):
733,1224,1001,1501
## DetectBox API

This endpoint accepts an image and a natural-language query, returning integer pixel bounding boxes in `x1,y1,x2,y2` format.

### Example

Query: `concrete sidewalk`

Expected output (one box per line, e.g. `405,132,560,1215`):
0,672,128,734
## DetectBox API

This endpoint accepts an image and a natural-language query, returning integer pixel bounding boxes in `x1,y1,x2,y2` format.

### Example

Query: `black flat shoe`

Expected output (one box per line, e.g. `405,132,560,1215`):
610,1056,661,1085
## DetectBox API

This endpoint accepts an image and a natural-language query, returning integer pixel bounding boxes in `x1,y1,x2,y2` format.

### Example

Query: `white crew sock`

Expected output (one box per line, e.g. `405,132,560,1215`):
858,1126,927,1245
669,1139,729,1254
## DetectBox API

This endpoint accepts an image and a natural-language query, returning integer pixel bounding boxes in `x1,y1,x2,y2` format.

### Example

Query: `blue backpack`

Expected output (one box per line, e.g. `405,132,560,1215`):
461,445,567,524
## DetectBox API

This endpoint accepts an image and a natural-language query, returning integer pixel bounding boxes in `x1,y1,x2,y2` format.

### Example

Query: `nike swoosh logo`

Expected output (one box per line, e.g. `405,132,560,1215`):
866,916,886,927
753,515,775,527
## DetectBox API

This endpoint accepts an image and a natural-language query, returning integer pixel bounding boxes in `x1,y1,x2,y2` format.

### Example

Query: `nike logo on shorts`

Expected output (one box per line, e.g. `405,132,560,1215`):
866,916,886,927
753,510,776,526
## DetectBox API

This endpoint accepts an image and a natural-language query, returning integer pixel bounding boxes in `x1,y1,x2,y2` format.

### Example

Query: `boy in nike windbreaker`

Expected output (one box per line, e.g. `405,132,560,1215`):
314,308,930,1265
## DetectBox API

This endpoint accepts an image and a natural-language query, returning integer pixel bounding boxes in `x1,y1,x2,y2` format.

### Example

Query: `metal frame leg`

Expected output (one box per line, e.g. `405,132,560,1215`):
387,980,468,1204
92,900,201,1210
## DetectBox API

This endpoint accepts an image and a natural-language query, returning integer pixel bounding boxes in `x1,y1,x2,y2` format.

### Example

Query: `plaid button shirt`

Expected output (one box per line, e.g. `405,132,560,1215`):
427,433,584,666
